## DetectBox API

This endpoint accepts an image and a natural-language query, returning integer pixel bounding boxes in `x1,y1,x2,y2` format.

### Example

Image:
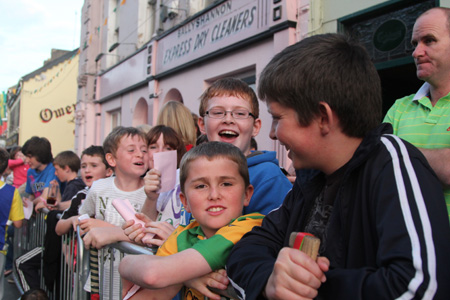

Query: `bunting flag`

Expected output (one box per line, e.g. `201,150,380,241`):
26,52,78,95
104,17,108,25
121,0,126,5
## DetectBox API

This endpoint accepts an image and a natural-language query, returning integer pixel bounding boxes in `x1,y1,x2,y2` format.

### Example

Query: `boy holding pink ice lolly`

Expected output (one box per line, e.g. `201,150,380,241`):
78,125,186,299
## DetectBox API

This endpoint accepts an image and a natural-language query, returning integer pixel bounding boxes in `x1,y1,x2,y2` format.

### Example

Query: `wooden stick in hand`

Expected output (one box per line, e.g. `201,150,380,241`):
289,232,321,261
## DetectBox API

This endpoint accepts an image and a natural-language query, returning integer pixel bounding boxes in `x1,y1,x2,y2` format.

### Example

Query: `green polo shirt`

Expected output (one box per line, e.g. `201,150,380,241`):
383,83,450,220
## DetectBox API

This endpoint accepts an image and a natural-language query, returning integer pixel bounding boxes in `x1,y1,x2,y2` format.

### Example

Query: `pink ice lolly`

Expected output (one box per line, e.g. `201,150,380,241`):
112,199,156,244
112,199,146,227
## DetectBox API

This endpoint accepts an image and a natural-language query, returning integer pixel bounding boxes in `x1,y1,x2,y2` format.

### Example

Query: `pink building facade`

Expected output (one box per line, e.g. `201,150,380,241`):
75,0,438,169
75,0,302,169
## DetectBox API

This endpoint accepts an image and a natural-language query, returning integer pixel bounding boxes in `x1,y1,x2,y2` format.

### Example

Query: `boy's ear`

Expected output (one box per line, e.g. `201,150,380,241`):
243,184,254,207
198,116,206,134
318,102,333,135
105,168,114,177
179,192,191,213
105,153,117,168
251,118,262,137
63,165,71,173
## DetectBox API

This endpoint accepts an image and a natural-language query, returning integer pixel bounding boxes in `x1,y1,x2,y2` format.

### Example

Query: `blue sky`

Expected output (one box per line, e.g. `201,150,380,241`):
0,0,84,92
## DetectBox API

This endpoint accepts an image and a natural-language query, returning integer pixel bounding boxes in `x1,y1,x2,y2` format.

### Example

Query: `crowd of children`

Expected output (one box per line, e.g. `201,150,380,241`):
2,28,450,300
1,73,291,299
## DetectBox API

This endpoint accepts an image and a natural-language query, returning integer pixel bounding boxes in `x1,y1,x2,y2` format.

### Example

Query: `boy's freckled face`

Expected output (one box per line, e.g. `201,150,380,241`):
267,101,320,170
81,155,111,187
199,96,261,156
180,157,253,239
110,135,149,178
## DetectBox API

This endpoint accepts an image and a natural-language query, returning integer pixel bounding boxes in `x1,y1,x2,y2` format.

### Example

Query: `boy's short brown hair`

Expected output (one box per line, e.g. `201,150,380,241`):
258,33,381,138
53,151,81,173
81,145,111,169
199,78,259,118
179,141,249,193
103,126,148,157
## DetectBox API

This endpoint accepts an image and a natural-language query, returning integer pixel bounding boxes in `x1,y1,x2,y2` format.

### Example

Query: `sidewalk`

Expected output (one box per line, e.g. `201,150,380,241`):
3,274,21,300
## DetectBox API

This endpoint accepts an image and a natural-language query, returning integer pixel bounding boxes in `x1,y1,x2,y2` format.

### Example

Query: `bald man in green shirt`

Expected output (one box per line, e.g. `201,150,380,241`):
384,7,450,220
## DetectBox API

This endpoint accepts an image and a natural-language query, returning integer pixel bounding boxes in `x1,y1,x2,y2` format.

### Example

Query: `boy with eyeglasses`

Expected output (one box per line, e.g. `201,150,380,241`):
198,77,292,216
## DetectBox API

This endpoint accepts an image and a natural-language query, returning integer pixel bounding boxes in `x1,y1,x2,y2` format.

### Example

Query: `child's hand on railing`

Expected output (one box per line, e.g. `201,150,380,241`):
83,226,124,249
184,269,229,300
78,218,111,235
33,196,46,212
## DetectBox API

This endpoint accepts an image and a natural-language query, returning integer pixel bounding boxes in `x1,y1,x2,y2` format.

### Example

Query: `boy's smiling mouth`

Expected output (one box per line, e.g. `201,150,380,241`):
207,206,225,212
219,130,238,138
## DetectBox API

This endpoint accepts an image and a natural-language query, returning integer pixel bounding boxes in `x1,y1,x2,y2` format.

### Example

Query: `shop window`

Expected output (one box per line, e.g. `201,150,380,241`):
110,110,121,129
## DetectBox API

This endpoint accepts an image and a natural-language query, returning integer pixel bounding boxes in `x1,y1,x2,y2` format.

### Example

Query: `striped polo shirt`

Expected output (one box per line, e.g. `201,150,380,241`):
384,82,450,220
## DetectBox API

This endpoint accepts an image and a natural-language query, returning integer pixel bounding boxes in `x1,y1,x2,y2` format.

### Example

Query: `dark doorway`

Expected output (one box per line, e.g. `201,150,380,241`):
378,62,422,118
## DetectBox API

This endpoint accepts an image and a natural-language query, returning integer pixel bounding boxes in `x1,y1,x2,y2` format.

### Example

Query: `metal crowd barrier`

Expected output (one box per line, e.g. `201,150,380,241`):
98,242,155,300
11,209,48,295
11,209,155,300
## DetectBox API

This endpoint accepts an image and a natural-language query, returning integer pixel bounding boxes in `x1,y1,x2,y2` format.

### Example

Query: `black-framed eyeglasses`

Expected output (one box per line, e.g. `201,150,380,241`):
205,108,256,119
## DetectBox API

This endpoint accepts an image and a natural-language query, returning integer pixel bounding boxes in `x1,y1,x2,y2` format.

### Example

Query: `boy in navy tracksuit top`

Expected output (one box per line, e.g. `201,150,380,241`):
226,34,450,300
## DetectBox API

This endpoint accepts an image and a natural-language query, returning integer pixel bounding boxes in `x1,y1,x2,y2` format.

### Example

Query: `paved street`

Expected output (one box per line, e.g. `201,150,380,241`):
3,274,21,300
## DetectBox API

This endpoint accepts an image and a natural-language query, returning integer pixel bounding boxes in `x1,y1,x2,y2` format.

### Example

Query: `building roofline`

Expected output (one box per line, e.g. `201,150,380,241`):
22,48,79,81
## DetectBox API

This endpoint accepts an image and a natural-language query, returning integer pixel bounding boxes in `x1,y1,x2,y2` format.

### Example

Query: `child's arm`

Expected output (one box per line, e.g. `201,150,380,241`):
121,279,182,300
55,215,79,236
57,200,71,211
82,226,129,249
13,219,23,228
140,169,160,221
32,187,49,212
78,218,111,235
8,157,24,168
119,248,212,289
